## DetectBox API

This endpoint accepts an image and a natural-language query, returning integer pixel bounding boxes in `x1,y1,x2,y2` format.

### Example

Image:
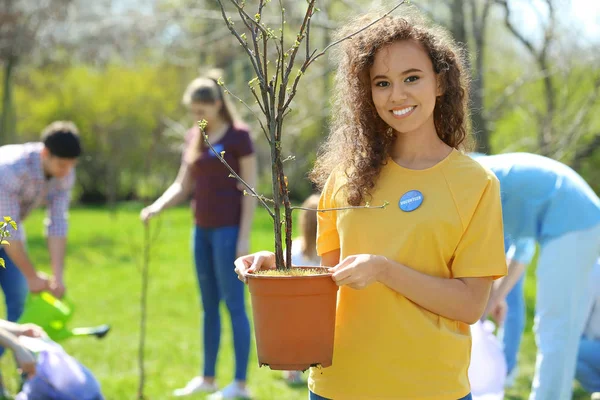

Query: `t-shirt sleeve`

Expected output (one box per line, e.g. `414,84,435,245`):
452,174,507,279
235,126,254,158
316,172,341,256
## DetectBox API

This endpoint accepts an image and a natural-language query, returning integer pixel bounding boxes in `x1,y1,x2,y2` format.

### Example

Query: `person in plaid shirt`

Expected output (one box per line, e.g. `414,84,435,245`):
0,121,81,328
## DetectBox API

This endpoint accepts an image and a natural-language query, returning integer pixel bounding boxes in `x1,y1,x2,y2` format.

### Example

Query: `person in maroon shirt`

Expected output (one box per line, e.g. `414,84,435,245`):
141,73,257,399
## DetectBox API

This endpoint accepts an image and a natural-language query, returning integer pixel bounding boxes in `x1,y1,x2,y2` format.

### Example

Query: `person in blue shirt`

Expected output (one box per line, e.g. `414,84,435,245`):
473,152,600,400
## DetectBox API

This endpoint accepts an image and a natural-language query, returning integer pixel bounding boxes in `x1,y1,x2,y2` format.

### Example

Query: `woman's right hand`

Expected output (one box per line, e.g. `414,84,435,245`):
234,251,277,283
140,205,159,223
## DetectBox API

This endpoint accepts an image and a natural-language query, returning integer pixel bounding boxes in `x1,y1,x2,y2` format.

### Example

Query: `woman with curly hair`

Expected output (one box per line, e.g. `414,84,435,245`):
235,6,507,400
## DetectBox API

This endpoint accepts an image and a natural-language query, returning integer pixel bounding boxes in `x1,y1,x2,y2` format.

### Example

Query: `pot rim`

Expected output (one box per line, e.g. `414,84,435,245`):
246,266,333,280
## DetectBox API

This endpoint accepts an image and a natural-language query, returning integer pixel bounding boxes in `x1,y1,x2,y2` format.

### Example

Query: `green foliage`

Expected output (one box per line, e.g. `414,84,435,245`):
13,63,192,202
0,216,17,268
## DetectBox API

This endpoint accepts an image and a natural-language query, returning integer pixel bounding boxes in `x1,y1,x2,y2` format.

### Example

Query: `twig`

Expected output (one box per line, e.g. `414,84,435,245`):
292,202,390,213
282,1,406,111
230,0,270,37
219,80,270,143
136,221,150,400
216,0,267,103
200,122,276,218
244,192,275,204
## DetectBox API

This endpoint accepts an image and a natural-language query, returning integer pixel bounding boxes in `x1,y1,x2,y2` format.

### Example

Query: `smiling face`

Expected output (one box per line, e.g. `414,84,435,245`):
370,40,442,136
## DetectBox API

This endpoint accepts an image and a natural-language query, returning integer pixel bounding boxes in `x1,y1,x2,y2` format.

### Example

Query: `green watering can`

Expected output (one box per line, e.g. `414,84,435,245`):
18,292,110,342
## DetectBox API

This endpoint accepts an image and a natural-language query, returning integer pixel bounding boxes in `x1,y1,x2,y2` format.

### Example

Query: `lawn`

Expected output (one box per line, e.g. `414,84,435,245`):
0,204,590,399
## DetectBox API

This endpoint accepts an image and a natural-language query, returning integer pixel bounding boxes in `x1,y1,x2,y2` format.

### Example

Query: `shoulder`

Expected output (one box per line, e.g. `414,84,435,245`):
445,150,499,189
0,143,34,172
443,151,501,224
321,167,350,205
231,122,251,136
229,122,254,157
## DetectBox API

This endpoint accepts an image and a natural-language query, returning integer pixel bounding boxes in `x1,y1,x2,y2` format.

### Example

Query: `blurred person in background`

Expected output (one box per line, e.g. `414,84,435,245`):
474,152,600,400
141,71,256,399
0,121,81,396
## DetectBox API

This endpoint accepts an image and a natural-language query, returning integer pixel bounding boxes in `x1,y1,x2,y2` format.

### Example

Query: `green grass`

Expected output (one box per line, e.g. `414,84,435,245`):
0,204,590,399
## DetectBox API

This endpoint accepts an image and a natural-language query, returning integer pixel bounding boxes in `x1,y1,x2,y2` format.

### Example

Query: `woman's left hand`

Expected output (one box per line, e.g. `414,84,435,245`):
236,236,250,259
329,254,387,290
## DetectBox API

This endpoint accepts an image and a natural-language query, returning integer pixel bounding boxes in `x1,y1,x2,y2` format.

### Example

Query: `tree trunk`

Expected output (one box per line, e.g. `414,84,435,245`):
538,56,554,156
450,0,491,153
450,0,467,45
472,33,490,153
1,56,16,145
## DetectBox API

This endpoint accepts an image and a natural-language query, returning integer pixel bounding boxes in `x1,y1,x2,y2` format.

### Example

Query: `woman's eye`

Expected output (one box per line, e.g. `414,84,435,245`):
375,81,390,87
405,76,420,83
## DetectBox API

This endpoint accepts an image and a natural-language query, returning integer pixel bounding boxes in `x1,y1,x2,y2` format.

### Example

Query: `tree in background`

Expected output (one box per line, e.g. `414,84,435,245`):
0,0,71,144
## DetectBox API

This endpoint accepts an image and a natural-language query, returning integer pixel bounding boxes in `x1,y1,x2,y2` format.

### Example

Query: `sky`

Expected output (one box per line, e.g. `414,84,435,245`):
509,0,600,45
571,0,600,37
107,0,600,44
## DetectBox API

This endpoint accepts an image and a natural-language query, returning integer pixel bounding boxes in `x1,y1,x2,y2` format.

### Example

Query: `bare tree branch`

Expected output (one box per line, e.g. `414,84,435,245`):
573,133,600,169
495,0,537,55
200,123,275,218
220,81,271,144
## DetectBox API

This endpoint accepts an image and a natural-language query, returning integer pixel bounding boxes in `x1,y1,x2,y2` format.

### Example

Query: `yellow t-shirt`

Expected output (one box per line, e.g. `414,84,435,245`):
309,149,507,400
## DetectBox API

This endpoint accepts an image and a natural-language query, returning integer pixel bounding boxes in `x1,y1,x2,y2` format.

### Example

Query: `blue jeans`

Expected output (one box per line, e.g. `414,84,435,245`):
501,273,526,375
309,392,472,399
0,249,28,357
576,337,600,393
193,225,250,381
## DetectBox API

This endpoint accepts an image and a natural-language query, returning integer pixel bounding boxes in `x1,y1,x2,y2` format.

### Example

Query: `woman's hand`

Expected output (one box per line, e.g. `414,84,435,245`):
234,251,277,283
140,204,160,223
329,254,387,290
17,324,47,339
484,295,508,326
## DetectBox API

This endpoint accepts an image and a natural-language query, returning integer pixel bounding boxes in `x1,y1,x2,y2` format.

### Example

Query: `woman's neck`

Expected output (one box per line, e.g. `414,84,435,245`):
205,119,229,137
390,119,452,170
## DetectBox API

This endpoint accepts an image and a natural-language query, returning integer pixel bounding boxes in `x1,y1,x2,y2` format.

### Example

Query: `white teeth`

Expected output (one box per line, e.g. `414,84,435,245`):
392,107,414,116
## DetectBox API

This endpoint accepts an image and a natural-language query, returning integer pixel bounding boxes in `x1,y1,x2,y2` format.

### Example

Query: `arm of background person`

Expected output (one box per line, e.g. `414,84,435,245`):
45,173,74,297
493,237,536,300
236,154,257,257
0,172,43,287
140,162,194,221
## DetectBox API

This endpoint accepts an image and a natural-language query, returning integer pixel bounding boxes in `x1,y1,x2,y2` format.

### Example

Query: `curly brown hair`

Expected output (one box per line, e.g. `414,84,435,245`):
310,7,472,206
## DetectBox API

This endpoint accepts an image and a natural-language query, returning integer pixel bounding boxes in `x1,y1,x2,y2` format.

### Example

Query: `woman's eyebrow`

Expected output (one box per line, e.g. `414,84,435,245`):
372,68,423,81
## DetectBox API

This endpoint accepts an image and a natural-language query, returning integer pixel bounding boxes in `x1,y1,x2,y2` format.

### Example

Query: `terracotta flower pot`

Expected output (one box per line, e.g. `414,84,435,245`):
246,267,339,371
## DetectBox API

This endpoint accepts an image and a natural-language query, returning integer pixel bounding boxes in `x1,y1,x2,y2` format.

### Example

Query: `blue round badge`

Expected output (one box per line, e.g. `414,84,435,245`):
399,190,423,212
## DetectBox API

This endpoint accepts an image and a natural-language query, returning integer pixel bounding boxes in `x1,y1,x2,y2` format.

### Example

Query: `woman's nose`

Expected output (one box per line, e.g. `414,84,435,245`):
390,84,408,103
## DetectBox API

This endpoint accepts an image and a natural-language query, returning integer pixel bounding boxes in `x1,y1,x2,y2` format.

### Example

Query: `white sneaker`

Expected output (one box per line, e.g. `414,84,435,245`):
208,382,251,399
173,376,218,397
